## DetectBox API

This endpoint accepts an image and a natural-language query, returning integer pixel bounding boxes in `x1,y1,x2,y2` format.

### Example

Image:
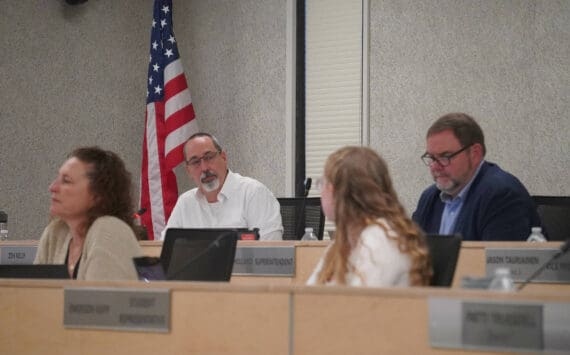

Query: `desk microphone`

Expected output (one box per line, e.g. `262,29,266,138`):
294,178,312,239
517,239,570,291
167,232,234,280
304,177,312,197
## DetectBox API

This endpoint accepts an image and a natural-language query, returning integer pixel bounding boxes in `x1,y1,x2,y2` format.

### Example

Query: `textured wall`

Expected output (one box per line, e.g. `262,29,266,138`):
0,0,286,240
369,0,570,214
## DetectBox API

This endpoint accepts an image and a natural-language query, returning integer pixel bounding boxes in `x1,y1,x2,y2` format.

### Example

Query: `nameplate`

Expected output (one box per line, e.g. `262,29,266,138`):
486,248,570,283
0,246,37,264
429,298,570,353
64,287,170,332
232,246,295,276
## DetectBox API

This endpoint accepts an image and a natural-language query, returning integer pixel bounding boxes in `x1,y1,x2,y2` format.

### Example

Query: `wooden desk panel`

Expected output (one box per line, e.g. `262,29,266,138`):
0,280,290,355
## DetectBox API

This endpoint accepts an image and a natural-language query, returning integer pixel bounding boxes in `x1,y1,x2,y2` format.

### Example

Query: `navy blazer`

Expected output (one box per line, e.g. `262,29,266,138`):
412,161,542,241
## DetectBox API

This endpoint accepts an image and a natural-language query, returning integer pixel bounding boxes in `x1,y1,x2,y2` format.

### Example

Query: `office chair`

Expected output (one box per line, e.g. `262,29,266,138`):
531,195,570,241
425,234,462,287
277,197,325,240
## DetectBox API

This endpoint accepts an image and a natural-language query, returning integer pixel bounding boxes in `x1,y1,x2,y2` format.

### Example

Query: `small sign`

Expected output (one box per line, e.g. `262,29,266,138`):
233,246,295,276
462,302,543,351
64,287,170,332
486,248,570,283
429,298,570,353
0,246,37,264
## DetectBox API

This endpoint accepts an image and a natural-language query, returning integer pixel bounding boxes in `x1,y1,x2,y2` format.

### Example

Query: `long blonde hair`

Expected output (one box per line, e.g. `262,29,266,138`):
316,147,431,286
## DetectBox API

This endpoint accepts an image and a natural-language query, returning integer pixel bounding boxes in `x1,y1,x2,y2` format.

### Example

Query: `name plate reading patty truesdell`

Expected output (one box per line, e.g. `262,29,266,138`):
0,246,37,264
64,287,170,332
233,246,295,276
486,248,570,283
429,297,570,353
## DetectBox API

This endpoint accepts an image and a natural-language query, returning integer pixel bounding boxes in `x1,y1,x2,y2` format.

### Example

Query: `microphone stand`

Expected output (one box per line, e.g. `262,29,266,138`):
295,178,312,239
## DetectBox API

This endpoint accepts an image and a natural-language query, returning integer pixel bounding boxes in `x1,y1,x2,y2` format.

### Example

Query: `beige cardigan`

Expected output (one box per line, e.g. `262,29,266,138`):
34,216,143,281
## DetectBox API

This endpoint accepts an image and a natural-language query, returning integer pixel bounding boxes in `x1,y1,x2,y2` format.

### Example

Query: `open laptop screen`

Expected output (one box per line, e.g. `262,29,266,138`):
160,228,239,282
0,264,69,279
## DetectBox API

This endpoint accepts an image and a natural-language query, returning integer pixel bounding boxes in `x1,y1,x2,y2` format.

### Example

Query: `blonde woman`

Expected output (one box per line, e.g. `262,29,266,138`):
307,147,431,287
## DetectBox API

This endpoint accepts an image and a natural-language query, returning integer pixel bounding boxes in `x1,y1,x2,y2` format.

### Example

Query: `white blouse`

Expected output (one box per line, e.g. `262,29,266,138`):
306,220,411,287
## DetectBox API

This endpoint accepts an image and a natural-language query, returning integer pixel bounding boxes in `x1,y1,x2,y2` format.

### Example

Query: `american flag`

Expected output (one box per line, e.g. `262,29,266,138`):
140,0,198,240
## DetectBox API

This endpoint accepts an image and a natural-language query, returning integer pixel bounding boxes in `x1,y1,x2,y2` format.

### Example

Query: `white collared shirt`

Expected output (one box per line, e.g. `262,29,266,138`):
162,171,283,241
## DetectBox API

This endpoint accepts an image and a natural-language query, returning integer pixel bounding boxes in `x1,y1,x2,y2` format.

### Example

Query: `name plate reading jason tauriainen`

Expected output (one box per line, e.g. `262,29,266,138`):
233,246,295,276
64,287,170,332
486,248,570,283
429,298,570,353
0,246,37,264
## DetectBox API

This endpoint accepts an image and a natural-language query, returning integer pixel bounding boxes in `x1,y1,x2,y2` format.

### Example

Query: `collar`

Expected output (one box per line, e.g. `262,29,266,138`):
440,160,485,203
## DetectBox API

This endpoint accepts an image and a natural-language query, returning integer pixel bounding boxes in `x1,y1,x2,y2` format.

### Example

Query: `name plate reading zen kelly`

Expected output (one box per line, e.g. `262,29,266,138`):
429,298,570,353
486,248,570,283
233,246,295,276
0,246,37,264
64,287,170,332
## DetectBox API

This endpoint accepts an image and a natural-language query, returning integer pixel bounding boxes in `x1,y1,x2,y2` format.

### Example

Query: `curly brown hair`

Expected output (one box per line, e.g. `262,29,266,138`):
315,147,432,286
69,147,135,235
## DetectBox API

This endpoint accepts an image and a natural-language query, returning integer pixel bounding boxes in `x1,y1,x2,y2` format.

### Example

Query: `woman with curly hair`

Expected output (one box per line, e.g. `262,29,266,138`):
34,147,143,280
307,147,432,287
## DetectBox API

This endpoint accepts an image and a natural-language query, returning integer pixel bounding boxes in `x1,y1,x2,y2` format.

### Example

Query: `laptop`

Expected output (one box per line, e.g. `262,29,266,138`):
0,264,69,279
134,228,239,282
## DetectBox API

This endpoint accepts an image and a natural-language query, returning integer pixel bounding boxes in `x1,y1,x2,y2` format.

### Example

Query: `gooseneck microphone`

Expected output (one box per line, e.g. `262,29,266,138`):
304,177,312,197
517,239,570,291
167,232,233,280
295,178,312,239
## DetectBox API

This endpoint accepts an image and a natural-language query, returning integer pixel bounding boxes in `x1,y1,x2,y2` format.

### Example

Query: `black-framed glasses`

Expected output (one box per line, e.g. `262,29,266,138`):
185,150,221,168
421,145,472,167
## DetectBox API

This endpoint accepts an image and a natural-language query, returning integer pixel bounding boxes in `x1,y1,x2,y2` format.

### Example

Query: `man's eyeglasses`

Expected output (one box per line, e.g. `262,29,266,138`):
185,150,221,168
421,145,472,167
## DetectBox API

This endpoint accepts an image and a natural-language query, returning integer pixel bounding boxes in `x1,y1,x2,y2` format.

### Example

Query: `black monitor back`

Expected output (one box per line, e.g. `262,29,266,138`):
426,234,462,287
161,228,238,281
0,264,69,279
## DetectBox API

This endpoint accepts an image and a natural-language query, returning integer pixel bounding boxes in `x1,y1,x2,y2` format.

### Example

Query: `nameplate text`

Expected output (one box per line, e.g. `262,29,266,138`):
64,287,170,332
429,297,570,353
233,246,295,276
486,248,570,283
0,246,37,264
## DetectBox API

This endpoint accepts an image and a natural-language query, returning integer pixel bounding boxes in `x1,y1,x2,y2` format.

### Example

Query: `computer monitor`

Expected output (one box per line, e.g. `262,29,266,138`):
0,264,69,279
160,228,239,282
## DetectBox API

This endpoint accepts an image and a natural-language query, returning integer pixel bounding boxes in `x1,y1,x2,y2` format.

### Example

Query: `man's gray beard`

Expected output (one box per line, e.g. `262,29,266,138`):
202,177,220,192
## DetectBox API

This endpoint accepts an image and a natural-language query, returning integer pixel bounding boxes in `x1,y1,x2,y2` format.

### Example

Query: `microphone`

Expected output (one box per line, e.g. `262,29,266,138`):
517,239,570,291
294,178,312,239
304,177,312,197
167,232,234,280
133,208,147,219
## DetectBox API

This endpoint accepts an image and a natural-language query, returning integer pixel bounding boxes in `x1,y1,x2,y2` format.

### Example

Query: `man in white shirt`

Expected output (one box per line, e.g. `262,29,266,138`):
162,132,283,241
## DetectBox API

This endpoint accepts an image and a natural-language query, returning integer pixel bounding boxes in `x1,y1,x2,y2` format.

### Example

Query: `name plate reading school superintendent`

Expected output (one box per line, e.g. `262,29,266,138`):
233,246,295,276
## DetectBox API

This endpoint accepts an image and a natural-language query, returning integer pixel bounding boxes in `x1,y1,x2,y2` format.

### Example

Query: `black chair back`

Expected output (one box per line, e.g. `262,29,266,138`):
426,233,462,287
277,197,325,240
532,195,570,241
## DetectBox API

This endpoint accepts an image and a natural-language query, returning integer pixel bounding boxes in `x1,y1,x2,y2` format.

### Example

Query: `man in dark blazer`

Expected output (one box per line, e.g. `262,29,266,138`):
412,113,542,241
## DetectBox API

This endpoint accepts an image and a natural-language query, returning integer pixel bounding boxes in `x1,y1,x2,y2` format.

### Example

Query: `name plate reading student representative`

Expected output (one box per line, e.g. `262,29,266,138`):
0,246,37,264
233,246,295,276
486,248,570,283
64,287,170,332
429,298,570,354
